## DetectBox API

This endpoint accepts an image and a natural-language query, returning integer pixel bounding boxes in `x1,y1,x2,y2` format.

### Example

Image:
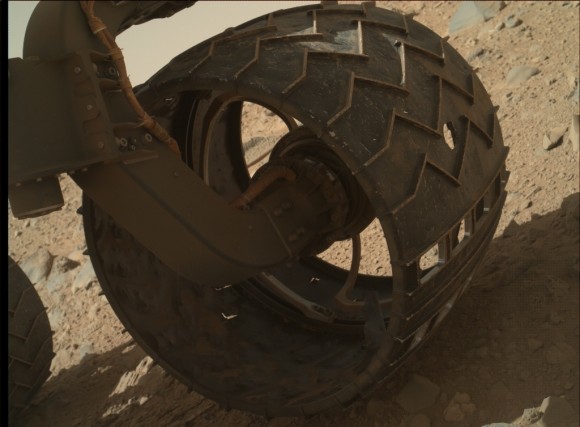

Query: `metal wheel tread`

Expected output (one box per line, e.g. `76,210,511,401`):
8,257,54,421
86,3,507,417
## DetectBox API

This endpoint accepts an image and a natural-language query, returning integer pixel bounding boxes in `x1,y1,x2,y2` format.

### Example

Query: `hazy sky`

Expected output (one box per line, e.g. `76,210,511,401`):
8,1,318,85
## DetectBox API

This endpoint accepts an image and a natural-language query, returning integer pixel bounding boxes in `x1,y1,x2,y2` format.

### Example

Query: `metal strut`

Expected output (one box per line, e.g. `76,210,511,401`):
8,1,351,286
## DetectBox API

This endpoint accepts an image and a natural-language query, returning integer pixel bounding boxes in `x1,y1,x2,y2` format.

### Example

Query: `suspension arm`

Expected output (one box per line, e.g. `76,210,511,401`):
9,1,196,216
8,1,349,286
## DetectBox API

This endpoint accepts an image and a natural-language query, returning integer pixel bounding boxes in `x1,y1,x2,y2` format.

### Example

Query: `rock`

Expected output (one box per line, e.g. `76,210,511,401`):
538,396,577,427
51,255,80,274
567,73,578,89
467,47,485,62
67,250,86,264
47,307,64,328
46,256,80,294
520,199,532,210
443,402,465,422
79,343,94,360
481,424,510,427
494,22,505,31
449,1,505,34
454,392,471,404
506,65,540,86
545,342,576,364
46,271,69,294
569,114,579,151
543,126,567,150
396,375,440,413
366,399,383,416
72,261,97,293
527,337,544,352
408,414,430,427
20,248,54,284
443,393,476,422
520,407,543,424
109,356,156,396
461,402,477,415
504,15,523,28
570,85,579,103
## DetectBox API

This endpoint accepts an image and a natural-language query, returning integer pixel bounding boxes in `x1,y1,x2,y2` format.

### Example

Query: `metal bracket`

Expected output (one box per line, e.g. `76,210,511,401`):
9,1,196,217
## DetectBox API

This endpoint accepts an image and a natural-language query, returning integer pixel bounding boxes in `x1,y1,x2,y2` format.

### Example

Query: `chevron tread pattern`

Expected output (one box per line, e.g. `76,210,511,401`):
8,258,54,420
133,2,507,416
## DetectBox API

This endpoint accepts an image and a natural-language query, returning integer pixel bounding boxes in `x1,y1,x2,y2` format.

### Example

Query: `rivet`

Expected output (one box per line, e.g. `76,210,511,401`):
97,141,105,149
86,104,94,111
173,171,179,177
144,133,153,143
36,177,43,182
73,66,82,74
273,207,283,217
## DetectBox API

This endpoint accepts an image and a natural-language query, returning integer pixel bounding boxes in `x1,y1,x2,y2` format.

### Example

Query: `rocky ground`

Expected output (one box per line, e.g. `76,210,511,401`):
8,1,579,427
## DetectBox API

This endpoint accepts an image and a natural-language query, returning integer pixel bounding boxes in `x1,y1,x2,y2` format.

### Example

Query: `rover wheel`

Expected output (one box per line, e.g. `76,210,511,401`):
83,3,508,416
8,256,54,421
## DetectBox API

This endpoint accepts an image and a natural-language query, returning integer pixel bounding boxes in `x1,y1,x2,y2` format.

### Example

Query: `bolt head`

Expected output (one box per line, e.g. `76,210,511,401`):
73,66,82,74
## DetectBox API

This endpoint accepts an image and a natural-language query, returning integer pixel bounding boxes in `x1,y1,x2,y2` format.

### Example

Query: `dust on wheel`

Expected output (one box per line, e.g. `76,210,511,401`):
83,2,508,416
8,256,54,421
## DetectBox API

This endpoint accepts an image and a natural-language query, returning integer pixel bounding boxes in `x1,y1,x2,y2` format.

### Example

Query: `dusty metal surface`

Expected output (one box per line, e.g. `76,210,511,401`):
9,0,509,417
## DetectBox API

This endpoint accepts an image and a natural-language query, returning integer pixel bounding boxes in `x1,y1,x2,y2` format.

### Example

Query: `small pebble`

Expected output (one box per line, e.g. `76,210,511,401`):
506,65,540,86
543,126,567,150
504,15,523,28
527,338,544,352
